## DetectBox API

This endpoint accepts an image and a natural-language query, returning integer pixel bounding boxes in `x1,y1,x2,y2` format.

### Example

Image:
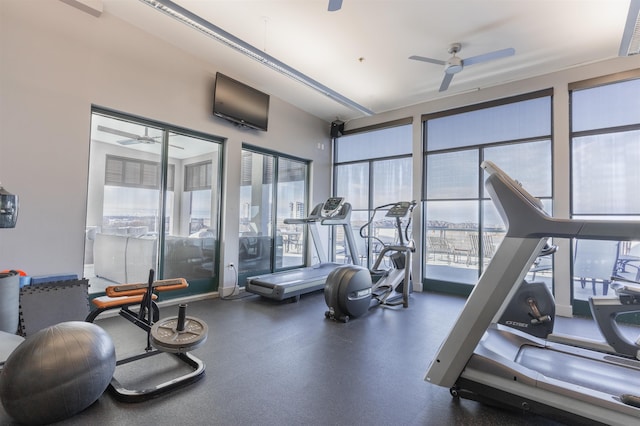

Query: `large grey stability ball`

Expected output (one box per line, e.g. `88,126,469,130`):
0,321,116,425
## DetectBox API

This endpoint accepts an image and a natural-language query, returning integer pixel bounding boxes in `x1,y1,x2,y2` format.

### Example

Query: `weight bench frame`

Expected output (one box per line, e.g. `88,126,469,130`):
86,274,206,402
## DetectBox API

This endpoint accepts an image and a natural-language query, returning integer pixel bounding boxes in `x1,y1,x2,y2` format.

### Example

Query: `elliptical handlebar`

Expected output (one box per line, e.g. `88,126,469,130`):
359,200,417,250
359,203,392,244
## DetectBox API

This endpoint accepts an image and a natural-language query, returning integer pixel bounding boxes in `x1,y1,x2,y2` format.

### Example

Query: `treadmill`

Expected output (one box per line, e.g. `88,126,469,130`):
246,197,360,301
425,161,640,425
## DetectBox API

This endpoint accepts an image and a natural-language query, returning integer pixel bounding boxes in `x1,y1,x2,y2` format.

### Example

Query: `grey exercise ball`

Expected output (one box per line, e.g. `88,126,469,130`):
0,321,116,425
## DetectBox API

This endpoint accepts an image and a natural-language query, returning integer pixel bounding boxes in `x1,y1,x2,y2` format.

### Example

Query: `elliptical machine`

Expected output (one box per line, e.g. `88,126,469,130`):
324,200,416,322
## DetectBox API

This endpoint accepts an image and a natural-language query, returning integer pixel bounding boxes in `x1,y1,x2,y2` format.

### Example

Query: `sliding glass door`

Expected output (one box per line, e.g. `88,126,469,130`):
238,147,308,284
277,157,308,267
84,110,223,297
161,133,221,284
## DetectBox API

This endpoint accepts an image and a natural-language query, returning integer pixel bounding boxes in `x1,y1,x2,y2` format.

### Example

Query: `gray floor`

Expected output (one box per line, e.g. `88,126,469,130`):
1,290,616,426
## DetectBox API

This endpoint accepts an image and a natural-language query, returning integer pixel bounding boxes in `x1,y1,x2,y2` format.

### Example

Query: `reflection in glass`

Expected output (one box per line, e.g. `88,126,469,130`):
85,117,164,292
239,151,275,277
84,114,222,293
277,158,307,268
239,150,309,279
161,134,221,282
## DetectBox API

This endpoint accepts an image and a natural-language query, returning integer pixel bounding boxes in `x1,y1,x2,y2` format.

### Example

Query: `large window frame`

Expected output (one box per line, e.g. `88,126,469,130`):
569,72,640,315
84,107,224,298
333,120,413,268
237,145,310,285
422,90,553,295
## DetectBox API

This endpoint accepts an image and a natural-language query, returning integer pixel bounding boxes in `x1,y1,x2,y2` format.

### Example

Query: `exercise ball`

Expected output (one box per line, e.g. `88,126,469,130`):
0,321,116,425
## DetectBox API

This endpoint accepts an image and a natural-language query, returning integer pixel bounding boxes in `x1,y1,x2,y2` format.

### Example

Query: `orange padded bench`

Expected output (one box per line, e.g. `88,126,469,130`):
104,278,188,297
91,293,159,311
87,278,188,322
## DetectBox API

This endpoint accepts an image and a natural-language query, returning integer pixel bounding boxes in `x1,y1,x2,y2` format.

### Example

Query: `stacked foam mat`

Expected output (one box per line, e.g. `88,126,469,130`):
18,277,90,337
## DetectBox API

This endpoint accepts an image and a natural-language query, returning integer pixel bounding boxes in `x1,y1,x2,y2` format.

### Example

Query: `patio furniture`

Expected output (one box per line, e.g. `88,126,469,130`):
573,239,619,296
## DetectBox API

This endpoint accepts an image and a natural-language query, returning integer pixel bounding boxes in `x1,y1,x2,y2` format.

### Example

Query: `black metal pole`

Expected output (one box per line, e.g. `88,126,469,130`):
177,304,187,332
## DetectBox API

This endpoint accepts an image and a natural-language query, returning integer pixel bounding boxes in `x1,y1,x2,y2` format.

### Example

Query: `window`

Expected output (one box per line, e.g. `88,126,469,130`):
423,91,553,293
84,110,223,296
105,155,175,189
333,122,413,267
185,161,212,191
570,75,640,308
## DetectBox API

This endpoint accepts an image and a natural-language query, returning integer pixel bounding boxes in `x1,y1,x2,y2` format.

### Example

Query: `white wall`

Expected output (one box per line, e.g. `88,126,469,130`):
347,56,640,316
0,0,330,294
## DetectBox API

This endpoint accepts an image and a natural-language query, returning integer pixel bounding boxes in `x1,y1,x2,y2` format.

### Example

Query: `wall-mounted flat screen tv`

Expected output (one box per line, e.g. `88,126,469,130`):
213,72,270,131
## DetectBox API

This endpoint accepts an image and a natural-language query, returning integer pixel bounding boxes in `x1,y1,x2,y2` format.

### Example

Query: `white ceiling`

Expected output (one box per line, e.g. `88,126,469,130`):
102,0,634,124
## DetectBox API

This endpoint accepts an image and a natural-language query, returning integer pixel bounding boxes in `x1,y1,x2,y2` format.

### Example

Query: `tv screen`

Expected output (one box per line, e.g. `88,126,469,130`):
213,73,270,131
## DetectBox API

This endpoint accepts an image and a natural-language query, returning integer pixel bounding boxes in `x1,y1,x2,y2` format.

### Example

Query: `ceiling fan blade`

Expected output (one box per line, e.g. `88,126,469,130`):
97,125,141,140
463,47,515,67
118,139,141,146
328,0,342,11
169,144,184,150
409,55,446,66
439,73,454,92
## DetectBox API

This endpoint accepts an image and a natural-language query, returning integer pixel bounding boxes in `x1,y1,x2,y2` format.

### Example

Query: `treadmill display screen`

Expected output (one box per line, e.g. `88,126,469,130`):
322,197,344,217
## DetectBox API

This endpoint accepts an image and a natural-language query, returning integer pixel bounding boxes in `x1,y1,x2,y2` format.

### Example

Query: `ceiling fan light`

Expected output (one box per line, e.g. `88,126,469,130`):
445,57,463,74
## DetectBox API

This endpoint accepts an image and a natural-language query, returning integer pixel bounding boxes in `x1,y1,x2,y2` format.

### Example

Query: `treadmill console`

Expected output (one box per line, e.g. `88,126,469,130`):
321,197,344,217
386,201,412,218
481,161,545,212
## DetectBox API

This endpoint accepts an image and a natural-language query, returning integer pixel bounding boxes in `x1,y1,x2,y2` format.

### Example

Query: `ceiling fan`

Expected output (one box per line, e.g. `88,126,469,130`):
409,43,515,92
328,0,342,12
97,125,183,149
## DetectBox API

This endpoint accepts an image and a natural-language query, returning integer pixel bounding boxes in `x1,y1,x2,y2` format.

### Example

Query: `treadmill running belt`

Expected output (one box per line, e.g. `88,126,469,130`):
248,263,339,288
246,263,342,301
517,345,640,397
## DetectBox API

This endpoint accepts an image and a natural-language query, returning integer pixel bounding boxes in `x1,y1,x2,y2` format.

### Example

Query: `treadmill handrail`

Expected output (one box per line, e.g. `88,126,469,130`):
482,161,640,241
284,202,324,225
281,200,360,267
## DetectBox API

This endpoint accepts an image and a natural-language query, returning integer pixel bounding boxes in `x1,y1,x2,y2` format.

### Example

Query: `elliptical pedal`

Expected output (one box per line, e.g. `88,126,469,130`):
325,308,349,323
